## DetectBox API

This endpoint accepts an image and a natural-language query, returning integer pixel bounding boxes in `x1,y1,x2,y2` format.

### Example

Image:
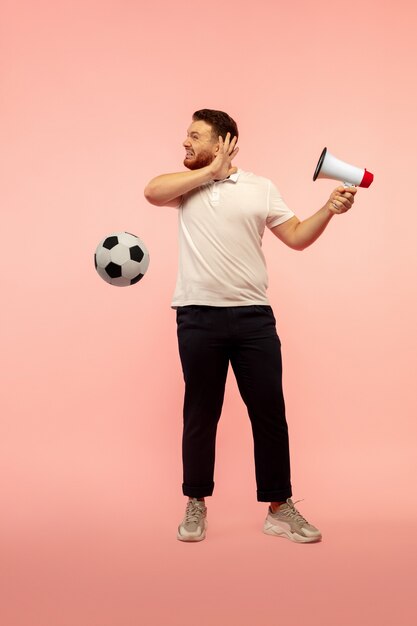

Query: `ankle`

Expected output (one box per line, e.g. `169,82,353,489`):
270,501,285,513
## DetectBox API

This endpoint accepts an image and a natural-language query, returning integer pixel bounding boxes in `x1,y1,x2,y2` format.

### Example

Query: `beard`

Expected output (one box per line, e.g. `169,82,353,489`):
183,150,214,170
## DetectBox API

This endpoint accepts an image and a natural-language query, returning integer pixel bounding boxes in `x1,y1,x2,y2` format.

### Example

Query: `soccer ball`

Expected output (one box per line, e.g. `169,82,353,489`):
94,231,150,286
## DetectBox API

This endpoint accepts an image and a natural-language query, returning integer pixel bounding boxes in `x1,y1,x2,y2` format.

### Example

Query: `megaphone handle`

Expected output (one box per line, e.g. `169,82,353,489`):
343,182,356,188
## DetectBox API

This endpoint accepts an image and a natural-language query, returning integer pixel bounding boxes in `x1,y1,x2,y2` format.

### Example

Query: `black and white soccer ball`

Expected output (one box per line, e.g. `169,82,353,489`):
94,231,150,286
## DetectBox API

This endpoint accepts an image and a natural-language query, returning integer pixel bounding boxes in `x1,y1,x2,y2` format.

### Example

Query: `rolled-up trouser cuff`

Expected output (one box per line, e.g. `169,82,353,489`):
183,482,214,498
257,485,292,502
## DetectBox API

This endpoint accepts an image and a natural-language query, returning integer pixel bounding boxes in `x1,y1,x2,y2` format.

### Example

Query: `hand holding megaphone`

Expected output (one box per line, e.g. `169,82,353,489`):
313,147,374,188
326,184,357,215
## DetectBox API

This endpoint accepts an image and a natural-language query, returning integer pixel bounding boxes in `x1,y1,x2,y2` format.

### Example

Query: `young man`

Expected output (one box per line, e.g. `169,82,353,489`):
144,109,356,544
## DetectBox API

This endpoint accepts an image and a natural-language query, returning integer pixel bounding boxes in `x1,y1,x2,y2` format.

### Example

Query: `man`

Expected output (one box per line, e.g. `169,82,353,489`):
144,109,356,544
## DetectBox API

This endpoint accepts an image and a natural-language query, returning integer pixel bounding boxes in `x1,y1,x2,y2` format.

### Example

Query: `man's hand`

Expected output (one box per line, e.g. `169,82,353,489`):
209,132,239,181
326,186,357,215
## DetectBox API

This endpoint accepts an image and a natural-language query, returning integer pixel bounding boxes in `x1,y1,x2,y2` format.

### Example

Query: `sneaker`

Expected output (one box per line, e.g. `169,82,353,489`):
177,498,207,542
263,498,322,543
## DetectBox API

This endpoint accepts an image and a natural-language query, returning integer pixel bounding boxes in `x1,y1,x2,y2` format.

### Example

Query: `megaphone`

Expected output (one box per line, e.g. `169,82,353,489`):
313,147,374,187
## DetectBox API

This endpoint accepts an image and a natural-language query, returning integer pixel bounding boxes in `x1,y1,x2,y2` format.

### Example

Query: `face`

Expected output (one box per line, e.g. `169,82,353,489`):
183,120,219,170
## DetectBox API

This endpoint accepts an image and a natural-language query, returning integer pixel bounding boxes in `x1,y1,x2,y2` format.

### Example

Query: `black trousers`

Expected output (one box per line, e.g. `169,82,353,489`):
176,305,292,502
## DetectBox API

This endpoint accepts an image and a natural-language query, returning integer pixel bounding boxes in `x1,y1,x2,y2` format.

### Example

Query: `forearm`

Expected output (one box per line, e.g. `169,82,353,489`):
292,206,334,250
144,167,213,206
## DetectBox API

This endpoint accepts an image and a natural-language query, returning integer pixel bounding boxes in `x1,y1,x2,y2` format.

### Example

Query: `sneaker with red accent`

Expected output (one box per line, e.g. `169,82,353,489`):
263,498,322,543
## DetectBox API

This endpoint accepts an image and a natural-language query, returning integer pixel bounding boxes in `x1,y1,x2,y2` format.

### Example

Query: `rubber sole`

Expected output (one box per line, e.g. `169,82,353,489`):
263,521,322,543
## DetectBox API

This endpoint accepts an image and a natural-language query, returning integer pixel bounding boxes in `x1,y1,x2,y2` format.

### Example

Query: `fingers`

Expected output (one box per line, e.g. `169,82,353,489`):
228,133,238,153
219,132,238,155
230,145,239,160
334,196,353,209
329,186,356,214
335,185,355,195
330,198,351,213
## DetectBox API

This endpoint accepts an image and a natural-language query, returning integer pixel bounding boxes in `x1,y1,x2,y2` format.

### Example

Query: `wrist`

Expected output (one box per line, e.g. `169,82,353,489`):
203,164,217,182
323,205,334,220
206,162,219,182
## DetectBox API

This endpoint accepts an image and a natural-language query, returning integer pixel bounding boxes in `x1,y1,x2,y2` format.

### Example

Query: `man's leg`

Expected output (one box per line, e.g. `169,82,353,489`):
176,306,230,499
229,306,321,542
228,305,292,503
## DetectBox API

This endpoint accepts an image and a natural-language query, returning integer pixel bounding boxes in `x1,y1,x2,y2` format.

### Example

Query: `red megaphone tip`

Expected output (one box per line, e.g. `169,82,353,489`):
360,169,374,188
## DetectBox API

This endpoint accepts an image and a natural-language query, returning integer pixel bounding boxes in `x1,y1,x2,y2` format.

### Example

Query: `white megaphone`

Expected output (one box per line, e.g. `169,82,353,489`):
313,147,374,188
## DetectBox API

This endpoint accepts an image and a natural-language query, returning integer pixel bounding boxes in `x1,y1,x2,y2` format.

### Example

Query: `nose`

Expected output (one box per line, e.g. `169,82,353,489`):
183,137,191,147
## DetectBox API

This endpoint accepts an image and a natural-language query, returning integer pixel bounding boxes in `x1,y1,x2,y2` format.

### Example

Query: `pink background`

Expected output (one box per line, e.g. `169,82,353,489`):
1,0,416,624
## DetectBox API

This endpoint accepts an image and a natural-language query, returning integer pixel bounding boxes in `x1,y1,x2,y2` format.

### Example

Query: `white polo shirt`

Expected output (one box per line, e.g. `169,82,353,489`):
171,169,295,308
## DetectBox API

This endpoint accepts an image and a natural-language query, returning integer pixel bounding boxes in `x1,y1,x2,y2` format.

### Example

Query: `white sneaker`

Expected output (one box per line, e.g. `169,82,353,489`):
263,498,322,543
177,498,207,542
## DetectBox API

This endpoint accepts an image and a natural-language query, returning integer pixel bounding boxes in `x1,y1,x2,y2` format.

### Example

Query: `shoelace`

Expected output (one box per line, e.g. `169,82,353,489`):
185,501,205,523
280,499,310,525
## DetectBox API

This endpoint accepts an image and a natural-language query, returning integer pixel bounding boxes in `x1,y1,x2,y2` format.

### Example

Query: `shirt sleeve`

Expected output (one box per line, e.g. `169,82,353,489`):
266,180,296,229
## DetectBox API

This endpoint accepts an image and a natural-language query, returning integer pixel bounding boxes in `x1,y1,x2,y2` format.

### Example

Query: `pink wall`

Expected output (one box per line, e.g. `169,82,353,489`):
1,1,416,625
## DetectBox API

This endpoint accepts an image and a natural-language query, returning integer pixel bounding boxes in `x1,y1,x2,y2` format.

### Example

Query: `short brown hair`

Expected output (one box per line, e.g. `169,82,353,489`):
192,109,239,142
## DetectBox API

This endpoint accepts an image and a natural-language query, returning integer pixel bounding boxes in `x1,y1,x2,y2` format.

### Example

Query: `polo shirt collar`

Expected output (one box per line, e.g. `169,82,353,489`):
215,169,240,183
228,169,240,182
